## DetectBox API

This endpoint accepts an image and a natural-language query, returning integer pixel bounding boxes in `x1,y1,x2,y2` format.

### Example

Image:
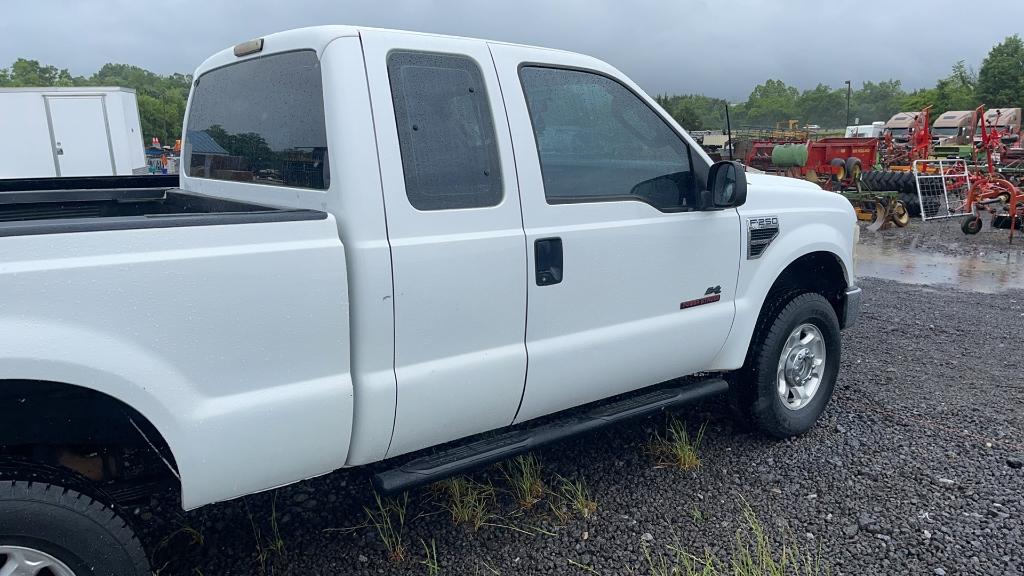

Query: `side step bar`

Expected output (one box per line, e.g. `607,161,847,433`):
373,377,728,493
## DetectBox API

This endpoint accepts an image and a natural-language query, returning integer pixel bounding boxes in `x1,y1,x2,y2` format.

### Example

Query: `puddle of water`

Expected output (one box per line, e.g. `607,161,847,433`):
855,243,1024,293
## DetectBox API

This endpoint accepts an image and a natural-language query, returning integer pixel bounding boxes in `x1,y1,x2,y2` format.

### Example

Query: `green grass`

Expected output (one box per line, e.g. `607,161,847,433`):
437,477,494,531
419,538,440,575
639,503,827,576
550,474,597,522
364,492,409,562
500,454,546,509
650,418,707,471
245,495,287,574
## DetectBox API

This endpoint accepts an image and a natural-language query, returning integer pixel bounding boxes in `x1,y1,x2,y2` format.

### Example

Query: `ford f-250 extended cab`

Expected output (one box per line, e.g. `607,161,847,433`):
0,26,859,575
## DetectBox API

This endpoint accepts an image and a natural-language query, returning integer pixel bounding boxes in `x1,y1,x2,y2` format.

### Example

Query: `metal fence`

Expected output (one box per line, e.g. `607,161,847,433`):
913,159,971,221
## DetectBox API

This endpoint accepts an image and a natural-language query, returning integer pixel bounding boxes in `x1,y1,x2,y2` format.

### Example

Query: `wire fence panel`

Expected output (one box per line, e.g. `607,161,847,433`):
913,159,971,221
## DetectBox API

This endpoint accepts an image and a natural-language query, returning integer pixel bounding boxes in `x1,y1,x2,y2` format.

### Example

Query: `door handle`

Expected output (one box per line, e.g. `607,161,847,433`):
534,237,563,286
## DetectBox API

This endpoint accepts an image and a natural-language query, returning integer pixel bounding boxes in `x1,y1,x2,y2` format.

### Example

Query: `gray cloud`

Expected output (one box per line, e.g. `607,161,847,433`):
1,0,1020,100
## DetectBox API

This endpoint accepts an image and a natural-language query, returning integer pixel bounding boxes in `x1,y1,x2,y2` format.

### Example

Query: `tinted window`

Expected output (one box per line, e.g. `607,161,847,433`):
520,66,695,211
388,51,502,210
185,50,329,190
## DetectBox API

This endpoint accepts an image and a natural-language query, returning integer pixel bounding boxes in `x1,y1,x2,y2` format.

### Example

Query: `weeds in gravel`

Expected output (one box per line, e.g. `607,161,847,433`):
419,538,440,575
438,476,494,531
550,474,597,522
650,418,707,470
638,503,827,576
690,504,707,526
245,495,287,574
500,453,546,509
363,492,409,562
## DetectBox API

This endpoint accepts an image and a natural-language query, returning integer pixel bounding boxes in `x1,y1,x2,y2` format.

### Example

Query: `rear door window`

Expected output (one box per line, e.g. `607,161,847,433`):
387,51,503,210
185,50,329,190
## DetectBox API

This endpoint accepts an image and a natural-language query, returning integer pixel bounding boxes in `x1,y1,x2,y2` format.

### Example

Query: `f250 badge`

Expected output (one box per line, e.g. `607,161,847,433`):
680,285,722,310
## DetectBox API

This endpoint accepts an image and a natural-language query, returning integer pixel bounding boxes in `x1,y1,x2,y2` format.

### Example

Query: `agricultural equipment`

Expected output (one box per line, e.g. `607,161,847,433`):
960,106,1023,240
914,106,1024,240
880,107,932,167
744,137,878,190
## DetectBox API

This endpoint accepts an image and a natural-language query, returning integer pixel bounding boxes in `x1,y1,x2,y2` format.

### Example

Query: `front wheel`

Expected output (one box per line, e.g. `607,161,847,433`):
731,292,841,438
0,480,151,576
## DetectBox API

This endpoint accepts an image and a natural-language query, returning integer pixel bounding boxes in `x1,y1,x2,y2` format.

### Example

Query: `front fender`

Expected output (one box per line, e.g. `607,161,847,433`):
710,216,854,371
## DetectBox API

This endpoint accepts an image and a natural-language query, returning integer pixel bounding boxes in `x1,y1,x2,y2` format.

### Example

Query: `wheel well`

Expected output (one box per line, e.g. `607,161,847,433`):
0,380,179,488
768,251,848,326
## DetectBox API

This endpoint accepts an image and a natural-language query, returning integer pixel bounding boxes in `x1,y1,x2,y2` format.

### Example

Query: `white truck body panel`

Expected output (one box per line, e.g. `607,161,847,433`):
360,30,529,458
0,218,353,509
489,43,741,422
0,87,146,178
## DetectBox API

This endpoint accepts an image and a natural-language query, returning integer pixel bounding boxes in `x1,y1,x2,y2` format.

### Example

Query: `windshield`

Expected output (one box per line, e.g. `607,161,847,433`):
931,127,959,137
887,127,909,137
184,50,329,190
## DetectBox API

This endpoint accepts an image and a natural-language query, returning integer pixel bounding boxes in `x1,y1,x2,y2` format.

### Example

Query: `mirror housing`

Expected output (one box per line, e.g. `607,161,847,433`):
701,160,747,210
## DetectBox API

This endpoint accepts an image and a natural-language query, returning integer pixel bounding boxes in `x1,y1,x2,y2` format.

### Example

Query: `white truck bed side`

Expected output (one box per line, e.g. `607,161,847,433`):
0,217,352,509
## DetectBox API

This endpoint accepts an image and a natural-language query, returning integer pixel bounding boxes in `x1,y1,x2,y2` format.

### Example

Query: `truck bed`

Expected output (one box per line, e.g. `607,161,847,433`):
0,175,325,237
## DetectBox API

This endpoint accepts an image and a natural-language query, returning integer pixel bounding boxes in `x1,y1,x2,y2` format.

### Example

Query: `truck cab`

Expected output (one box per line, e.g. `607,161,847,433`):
1,26,859,575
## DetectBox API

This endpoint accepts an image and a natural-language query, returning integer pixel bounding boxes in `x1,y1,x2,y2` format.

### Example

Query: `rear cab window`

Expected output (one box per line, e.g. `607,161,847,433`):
184,50,329,190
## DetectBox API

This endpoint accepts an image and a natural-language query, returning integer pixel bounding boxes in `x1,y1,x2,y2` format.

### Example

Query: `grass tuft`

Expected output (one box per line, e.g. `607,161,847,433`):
650,418,707,470
640,502,827,576
364,492,409,562
550,474,597,522
245,494,286,574
501,454,546,509
419,538,440,575
437,477,494,531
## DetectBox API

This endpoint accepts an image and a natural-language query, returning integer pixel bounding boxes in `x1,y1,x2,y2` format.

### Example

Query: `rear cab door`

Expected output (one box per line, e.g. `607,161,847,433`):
360,30,529,458
489,44,741,422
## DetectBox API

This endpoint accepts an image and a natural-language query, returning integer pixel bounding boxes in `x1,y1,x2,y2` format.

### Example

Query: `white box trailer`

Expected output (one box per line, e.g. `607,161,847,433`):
0,87,147,178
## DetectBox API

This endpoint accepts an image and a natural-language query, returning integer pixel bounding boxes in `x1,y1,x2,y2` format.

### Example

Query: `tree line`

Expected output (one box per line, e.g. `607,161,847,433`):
654,35,1024,131
0,60,191,145
2,34,1022,141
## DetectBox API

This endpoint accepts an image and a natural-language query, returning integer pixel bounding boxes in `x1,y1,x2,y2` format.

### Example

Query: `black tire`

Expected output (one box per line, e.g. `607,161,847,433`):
731,292,841,438
0,480,150,576
828,157,846,181
844,157,862,179
961,216,983,235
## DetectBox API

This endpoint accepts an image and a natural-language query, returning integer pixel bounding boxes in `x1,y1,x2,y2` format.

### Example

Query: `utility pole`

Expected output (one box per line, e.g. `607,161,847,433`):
725,103,733,160
845,80,852,127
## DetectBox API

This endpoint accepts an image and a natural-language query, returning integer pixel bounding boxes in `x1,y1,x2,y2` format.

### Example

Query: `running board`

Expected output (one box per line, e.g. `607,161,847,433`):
373,377,728,493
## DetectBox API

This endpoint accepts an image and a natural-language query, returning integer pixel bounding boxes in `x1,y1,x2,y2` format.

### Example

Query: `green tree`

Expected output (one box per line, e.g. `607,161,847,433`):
851,80,906,123
976,34,1024,108
743,79,799,126
796,84,845,128
901,61,977,114
0,58,76,87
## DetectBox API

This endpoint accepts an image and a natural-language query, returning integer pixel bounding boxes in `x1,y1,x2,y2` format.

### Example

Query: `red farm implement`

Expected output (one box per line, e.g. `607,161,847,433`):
744,137,878,190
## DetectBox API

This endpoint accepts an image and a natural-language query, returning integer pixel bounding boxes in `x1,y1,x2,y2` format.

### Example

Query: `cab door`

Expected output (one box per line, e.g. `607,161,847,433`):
489,44,741,423
361,31,528,457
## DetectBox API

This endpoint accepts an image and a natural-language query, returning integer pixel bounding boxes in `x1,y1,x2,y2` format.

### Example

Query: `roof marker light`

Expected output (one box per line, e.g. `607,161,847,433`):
234,38,264,57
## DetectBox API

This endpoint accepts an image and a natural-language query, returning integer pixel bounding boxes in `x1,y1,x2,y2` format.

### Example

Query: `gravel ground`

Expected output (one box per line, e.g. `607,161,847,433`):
858,215,1023,257
137,276,1024,575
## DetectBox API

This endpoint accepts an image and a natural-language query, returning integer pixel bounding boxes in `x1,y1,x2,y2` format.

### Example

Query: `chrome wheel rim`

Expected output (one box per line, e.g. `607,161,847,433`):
776,323,826,411
0,545,77,576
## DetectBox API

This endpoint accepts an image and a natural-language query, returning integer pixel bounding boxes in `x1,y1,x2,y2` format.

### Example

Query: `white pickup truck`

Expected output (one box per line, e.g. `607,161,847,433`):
0,26,859,575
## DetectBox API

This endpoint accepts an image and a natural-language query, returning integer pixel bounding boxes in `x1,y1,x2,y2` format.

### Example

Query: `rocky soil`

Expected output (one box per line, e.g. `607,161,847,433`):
137,275,1024,575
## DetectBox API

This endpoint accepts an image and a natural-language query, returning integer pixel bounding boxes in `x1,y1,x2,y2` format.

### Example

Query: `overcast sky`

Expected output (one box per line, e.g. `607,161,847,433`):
2,0,1022,100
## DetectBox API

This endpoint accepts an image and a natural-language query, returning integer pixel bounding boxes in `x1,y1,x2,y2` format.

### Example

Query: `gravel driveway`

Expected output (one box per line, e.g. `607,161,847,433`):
139,232,1024,575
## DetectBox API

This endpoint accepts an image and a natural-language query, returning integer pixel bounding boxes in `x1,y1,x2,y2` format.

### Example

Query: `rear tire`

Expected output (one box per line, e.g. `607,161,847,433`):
731,292,841,438
0,480,150,576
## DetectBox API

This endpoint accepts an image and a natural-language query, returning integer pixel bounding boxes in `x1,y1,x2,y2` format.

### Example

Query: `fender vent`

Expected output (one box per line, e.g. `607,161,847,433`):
747,217,779,259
